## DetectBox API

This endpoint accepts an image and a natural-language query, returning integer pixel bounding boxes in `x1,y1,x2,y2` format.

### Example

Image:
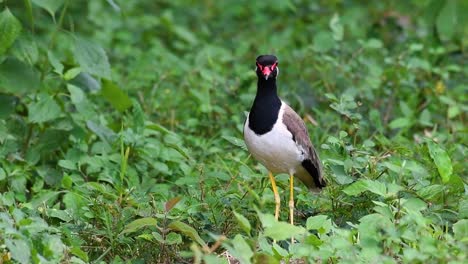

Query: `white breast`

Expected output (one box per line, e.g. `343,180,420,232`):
243,104,305,174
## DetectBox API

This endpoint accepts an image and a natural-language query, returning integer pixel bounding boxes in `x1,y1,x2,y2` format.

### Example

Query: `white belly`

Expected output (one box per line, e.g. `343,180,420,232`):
243,107,304,174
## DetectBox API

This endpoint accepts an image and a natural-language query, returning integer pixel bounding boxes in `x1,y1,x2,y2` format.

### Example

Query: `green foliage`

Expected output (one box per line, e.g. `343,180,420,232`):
0,0,466,263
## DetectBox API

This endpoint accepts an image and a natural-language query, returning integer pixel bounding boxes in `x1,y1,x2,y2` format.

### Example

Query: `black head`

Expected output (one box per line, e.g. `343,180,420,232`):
255,55,279,81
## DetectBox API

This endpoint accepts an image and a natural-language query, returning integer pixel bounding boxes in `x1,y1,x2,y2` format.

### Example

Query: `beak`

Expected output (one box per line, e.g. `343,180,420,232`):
262,67,272,80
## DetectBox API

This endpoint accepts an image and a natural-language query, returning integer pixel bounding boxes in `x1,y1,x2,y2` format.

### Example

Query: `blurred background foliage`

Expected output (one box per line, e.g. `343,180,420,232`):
0,0,467,263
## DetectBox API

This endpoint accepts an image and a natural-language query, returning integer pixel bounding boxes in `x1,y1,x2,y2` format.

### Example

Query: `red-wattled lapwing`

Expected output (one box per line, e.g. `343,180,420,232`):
244,55,326,228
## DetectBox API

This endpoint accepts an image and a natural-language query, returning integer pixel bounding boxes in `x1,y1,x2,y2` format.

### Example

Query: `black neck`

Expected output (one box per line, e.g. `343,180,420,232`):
248,78,282,135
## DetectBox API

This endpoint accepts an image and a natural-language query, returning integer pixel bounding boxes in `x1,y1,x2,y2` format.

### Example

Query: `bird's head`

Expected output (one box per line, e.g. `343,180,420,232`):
255,55,278,81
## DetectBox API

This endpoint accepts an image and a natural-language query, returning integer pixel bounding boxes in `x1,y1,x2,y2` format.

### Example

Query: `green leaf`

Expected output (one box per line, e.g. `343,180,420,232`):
168,221,207,247
416,184,445,201
173,25,198,45
0,167,5,181
0,8,22,55
6,239,30,264
222,135,247,150
86,121,117,144
203,255,227,264
11,34,39,65
58,160,76,170
364,38,383,49
233,211,251,234
389,117,412,129
399,101,413,117
29,191,59,209
330,165,353,184
264,221,307,241
436,0,458,41
32,0,65,18
313,31,335,53
23,0,34,30
343,180,368,196
0,94,17,119
48,208,72,222
304,234,323,247
67,84,97,120
28,94,62,123
426,140,453,183
364,180,387,197
343,180,388,197
101,80,132,112
64,67,81,80
0,58,40,95
121,217,158,234
448,105,461,119
459,199,468,218
61,174,72,189
165,232,182,245
256,211,276,228
402,198,427,212
227,234,253,264
253,253,280,264
453,219,468,241
70,246,89,262
329,13,343,41
74,36,111,79
306,215,331,234
48,50,64,75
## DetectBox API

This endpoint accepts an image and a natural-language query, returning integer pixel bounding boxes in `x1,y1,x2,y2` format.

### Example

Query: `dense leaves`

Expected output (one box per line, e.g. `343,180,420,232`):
0,1,466,263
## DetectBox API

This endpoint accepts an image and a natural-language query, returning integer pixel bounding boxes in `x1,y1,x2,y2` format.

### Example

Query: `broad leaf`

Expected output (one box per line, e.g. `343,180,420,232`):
313,31,334,52
0,58,40,95
70,246,89,262
222,135,247,150
229,234,253,264
11,34,39,65
263,221,307,241
74,36,111,79
233,211,251,234
121,217,158,234
0,94,17,118
306,215,331,234
364,180,387,197
427,140,452,183
0,8,22,55
101,80,132,112
32,0,65,18
168,221,206,247
28,94,62,123
459,199,468,219
436,0,458,41
86,121,117,144
453,219,468,242
343,180,369,196
6,239,30,264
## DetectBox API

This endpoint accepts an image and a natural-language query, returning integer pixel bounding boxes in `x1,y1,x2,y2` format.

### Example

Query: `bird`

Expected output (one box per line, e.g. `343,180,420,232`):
243,54,326,229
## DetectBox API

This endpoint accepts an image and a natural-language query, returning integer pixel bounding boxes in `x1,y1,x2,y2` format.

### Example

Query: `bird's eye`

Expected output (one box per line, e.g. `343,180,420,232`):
271,62,278,70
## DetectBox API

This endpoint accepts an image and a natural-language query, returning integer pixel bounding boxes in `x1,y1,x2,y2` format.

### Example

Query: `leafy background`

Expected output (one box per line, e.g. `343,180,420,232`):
0,0,467,263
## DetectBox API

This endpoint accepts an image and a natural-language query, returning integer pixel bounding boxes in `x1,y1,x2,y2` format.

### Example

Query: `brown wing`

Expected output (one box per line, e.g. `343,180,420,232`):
282,104,325,189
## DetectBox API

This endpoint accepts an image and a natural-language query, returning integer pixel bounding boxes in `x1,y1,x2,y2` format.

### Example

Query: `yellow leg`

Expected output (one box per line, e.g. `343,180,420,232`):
268,172,280,221
289,173,295,244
